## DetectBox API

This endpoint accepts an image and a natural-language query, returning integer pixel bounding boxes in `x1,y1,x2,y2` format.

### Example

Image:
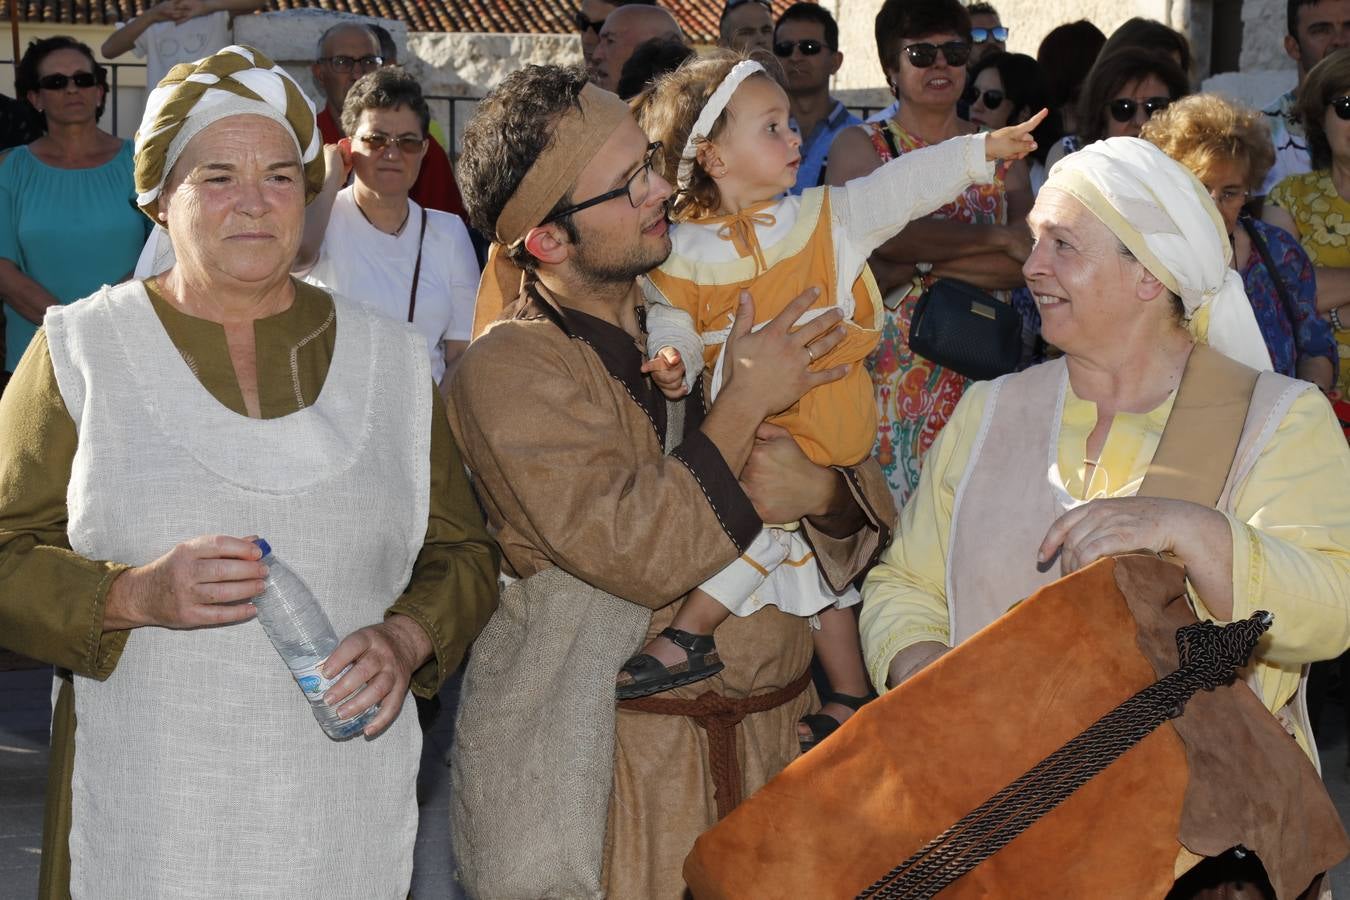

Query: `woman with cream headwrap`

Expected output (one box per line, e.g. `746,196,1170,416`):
0,45,498,899
860,137,1350,766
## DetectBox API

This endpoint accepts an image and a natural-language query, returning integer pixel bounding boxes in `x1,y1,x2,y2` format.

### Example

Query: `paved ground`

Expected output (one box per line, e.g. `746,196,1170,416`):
1,666,1347,899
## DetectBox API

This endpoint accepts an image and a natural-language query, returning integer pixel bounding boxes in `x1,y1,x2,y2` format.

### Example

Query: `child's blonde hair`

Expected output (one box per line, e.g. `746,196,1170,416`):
632,48,787,222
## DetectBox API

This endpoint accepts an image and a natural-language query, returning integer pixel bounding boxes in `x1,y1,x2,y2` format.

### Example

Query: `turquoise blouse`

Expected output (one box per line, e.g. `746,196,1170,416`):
0,140,148,370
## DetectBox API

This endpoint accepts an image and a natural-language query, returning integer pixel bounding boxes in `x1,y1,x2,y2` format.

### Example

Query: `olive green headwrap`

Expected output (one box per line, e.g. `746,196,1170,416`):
134,44,325,221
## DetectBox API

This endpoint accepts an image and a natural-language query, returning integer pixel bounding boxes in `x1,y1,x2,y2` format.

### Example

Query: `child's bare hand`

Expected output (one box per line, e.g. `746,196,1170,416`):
641,346,688,399
985,109,1048,161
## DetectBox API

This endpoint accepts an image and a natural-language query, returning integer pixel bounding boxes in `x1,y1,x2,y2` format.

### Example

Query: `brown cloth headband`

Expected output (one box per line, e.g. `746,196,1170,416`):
472,83,631,338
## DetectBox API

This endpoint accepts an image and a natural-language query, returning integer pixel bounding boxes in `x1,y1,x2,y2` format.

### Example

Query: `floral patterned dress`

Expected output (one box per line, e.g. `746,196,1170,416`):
862,119,1008,507
1268,170,1350,396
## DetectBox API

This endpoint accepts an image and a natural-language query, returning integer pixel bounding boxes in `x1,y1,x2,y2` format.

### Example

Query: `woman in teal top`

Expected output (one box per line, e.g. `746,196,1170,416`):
0,37,147,374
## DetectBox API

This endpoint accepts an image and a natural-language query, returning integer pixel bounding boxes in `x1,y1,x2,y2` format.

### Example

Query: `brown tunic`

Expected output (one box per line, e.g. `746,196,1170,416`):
447,282,896,900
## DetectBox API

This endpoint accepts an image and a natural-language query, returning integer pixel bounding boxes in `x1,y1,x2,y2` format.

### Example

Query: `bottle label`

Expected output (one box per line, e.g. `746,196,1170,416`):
292,657,350,705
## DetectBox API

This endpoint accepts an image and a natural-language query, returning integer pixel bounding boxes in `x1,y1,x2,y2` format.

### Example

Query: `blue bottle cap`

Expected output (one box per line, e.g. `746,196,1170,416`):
254,538,272,557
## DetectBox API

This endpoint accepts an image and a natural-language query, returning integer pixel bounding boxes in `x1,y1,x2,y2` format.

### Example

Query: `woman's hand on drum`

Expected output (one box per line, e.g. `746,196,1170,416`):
1038,498,1235,617
104,535,265,631
321,614,434,737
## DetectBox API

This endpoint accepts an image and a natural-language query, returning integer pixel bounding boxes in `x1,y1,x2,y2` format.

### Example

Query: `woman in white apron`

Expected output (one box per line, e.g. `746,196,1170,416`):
0,46,499,899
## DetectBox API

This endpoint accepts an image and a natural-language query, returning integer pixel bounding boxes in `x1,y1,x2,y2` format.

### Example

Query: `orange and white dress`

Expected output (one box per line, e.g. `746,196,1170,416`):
643,132,993,617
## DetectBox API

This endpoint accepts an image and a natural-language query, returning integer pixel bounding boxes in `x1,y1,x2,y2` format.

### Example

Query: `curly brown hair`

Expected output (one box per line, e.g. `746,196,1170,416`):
631,48,785,222
1140,93,1275,189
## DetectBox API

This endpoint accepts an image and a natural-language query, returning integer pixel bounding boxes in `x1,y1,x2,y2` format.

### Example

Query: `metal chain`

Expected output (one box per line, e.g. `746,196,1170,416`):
856,612,1272,900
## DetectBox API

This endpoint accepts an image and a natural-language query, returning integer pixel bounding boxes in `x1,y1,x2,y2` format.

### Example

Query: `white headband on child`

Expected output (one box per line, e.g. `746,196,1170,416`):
677,59,766,190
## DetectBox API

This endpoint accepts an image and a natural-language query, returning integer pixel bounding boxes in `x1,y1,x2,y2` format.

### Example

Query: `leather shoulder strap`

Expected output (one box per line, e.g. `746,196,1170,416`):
1137,344,1260,508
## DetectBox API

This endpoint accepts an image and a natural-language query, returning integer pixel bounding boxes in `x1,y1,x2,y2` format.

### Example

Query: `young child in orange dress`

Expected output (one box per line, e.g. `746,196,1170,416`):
619,50,1042,750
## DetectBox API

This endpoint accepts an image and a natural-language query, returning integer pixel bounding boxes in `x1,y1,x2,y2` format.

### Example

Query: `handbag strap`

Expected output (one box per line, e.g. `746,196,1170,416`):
1137,343,1259,508
1239,215,1300,334
407,206,429,323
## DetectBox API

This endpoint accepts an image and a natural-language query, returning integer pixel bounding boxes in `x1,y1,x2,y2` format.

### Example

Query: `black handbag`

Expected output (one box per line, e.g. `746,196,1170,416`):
908,277,1022,381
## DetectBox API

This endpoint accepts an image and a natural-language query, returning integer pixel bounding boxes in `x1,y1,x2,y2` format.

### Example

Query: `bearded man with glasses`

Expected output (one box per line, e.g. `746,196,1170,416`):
774,1,859,193
445,63,895,900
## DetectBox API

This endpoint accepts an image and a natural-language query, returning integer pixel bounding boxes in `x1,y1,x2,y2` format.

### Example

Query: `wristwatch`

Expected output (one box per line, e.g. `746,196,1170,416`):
1332,306,1346,331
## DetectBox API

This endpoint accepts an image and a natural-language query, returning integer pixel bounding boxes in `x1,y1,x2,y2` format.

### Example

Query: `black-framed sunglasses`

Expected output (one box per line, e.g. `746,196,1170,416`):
357,132,428,155
542,141,662,225
1331,95,1350,120
573,10,604,34
38,72,98,91
962,86,1005,109
970,26,1009,43
319,54,383,74
1107,96,1171,123
902,41,972,68
774,38,825,57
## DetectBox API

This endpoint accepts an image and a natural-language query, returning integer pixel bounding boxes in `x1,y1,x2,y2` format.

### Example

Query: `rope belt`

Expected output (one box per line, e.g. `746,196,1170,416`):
619,667,813,819
856,611,1273,900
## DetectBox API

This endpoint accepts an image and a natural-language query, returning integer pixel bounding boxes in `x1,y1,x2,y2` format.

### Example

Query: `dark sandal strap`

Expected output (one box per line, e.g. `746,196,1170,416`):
824,691,876,711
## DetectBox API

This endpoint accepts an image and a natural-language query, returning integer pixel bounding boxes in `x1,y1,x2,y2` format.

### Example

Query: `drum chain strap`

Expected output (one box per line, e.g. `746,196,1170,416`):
856,611,1273,900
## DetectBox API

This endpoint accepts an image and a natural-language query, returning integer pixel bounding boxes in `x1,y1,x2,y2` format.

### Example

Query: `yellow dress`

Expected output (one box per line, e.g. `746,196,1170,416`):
859,375,1350,759
1268,170,1350,395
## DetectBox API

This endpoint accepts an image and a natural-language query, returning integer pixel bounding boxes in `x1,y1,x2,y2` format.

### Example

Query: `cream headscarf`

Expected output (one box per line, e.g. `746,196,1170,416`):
1044,137,1272,371
134,45,324,221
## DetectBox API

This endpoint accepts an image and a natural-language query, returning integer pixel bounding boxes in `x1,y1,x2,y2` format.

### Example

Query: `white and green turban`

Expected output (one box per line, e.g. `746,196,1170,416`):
134,45,324,221
1045,137,1272,372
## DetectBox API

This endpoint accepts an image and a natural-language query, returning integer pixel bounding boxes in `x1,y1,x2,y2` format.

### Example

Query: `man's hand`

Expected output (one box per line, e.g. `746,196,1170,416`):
321,614,433,737
104,535,265,631
740,423,840,523
720,288,849,420
641,346,689,399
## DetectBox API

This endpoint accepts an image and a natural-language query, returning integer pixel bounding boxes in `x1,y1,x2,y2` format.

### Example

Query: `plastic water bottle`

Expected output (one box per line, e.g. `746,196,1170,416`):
251,539,378,741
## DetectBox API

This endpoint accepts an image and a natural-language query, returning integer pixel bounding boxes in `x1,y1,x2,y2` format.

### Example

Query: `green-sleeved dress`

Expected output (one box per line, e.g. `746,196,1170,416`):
0,278,500,898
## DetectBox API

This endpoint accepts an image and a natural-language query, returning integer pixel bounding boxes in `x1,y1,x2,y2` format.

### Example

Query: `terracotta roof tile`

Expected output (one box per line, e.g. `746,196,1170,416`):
7,0,800,42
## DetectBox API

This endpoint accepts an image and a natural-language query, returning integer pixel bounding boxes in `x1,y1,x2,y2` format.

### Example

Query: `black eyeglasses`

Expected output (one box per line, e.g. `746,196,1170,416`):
963,86,1005,109
1331,95,1350,120
970,26,1009,43
319,55,383,74
357,133,428,155
1107,96,1171,123
573,10,604,34
902,41,972,68
542,141,662,225
37,72,98,91
774,39,825,57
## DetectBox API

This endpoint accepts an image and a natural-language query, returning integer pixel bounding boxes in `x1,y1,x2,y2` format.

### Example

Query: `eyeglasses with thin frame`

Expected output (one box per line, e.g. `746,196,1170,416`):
541,141,662,225
902,41,972,68
319,54,383,74
1331,95,1350,120
357,132,428,155
970,26,1009,43
962,86,1005,109
38,72,98,91
1107,96,1171,123
573,10,604,34
774,38,825,57
1209,186,1250,207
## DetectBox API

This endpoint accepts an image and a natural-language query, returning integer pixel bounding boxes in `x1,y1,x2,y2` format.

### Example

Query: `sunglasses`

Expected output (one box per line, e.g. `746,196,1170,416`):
1107,96,1171,122
357,133,428,155
573,11,604,34
37,72,98,91
902,41,972,68
318,55,383,74
970,26,1009,43
1331,95,1350,119
774,39,825,57
963,86,1005,109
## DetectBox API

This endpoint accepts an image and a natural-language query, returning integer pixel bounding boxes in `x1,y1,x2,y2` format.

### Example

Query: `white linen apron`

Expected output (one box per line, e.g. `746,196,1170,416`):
45,281,431,899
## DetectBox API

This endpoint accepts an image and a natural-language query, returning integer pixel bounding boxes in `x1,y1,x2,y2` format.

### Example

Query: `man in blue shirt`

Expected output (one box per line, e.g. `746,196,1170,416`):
775,3,860,194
